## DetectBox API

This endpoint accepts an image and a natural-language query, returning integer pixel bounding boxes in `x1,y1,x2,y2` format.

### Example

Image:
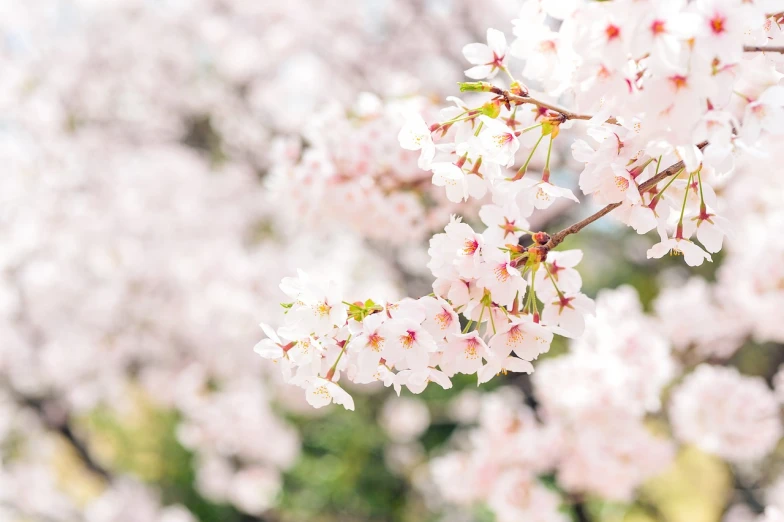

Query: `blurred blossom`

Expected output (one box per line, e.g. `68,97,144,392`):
380,396,431,443
2,0,784,520
670,365,782,463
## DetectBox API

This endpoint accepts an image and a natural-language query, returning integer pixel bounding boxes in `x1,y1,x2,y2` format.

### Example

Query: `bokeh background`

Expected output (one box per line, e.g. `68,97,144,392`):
2,1,783,521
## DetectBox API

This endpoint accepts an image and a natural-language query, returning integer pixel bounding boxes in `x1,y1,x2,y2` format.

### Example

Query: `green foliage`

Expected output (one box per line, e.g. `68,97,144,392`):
82,396,251,522
279,394,408,522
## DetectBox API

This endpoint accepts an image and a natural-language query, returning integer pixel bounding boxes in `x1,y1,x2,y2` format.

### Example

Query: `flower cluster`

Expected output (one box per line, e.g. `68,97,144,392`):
670,364,782,463
401,2,784,267
256,227,595,407
259,1,784,410
267,95,477,244
428,286,784,521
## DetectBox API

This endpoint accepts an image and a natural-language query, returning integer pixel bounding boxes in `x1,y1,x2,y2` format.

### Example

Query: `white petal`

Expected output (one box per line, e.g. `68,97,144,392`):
486,28,507,56
254,340,283,359
462,43,494,65
464,64,495,80
647,239,674,259
759,85,784,105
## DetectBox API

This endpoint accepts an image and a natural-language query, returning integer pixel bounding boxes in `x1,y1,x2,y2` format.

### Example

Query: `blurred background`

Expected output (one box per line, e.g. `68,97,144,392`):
1,1,783,521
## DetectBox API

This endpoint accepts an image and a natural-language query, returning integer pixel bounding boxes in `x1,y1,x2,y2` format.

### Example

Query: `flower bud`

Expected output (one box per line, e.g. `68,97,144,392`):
480,100,501,119
532,232,551,245
509,81,528,97
458,81,494,93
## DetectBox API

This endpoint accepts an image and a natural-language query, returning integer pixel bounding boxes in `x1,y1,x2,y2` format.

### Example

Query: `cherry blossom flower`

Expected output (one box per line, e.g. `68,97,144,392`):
254,323,294,360
489,315,553,361
741,85,784,143
442,331,490,376
476,249,527,308
431,161,487,203
479,203,531,244
647,235,712,266
293,376,355,411
380,318,439,372
541,291,596,338
348,313,388,383
398,112,436,169
478,115,520,167
534,250,584,301
477,354,534,384
421,296,461,339
463,28,508,80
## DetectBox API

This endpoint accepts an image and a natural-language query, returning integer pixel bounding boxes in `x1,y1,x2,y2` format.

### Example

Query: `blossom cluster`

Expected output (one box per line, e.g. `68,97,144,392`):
399,1,784,268
259,0,784,409
267,95,477,244
428,287,784,521
255,218,598,408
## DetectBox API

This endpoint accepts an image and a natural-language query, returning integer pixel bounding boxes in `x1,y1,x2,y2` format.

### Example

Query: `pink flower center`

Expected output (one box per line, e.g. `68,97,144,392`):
605,24,621,41
669,75,688,91
464,338,480,359
401,330,417,349
493,263,511,282
368,333,385,352
710,14,726,34
435,308,454,330
506,325,524,346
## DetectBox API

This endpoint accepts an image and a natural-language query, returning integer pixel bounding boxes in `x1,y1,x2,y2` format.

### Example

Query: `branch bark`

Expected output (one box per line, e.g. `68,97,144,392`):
505,91,617,124
543,143,707,251
12,392,113,481
744,45,784,54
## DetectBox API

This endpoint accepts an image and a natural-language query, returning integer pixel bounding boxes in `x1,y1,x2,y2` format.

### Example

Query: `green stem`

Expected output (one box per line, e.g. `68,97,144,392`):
515,133,544,179
462,319,474,334
487,303,496,334
529,268,539,316
696,167,706,211
675,171,693,238
542,134,554,182
651,167,683,201
543,262,565,299
328,334,351,379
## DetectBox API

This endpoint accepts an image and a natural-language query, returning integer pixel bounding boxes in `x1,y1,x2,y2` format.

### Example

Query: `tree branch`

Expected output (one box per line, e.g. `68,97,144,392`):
543,143,707,251
502,90,619,125
462,83,619,125
567,494,591,522
733,471,766,514
13,392,114,481
506,92,617,123
744,45,784,54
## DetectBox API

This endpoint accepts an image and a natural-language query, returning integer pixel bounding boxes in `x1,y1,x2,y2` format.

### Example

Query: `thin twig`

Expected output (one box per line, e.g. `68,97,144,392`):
568,494,591,522
503,90,619,124
543,143,708,251
543,202,623,251
12,392,113,481
638,141,708,192
743,45,784,54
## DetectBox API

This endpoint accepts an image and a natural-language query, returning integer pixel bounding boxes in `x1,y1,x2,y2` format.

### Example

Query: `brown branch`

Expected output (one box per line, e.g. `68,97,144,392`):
543,143,708,251
505,91,618,124
744,45,784,54
461,83,618,125
638,141,708,192
12,391,113,481
543,202,622,251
